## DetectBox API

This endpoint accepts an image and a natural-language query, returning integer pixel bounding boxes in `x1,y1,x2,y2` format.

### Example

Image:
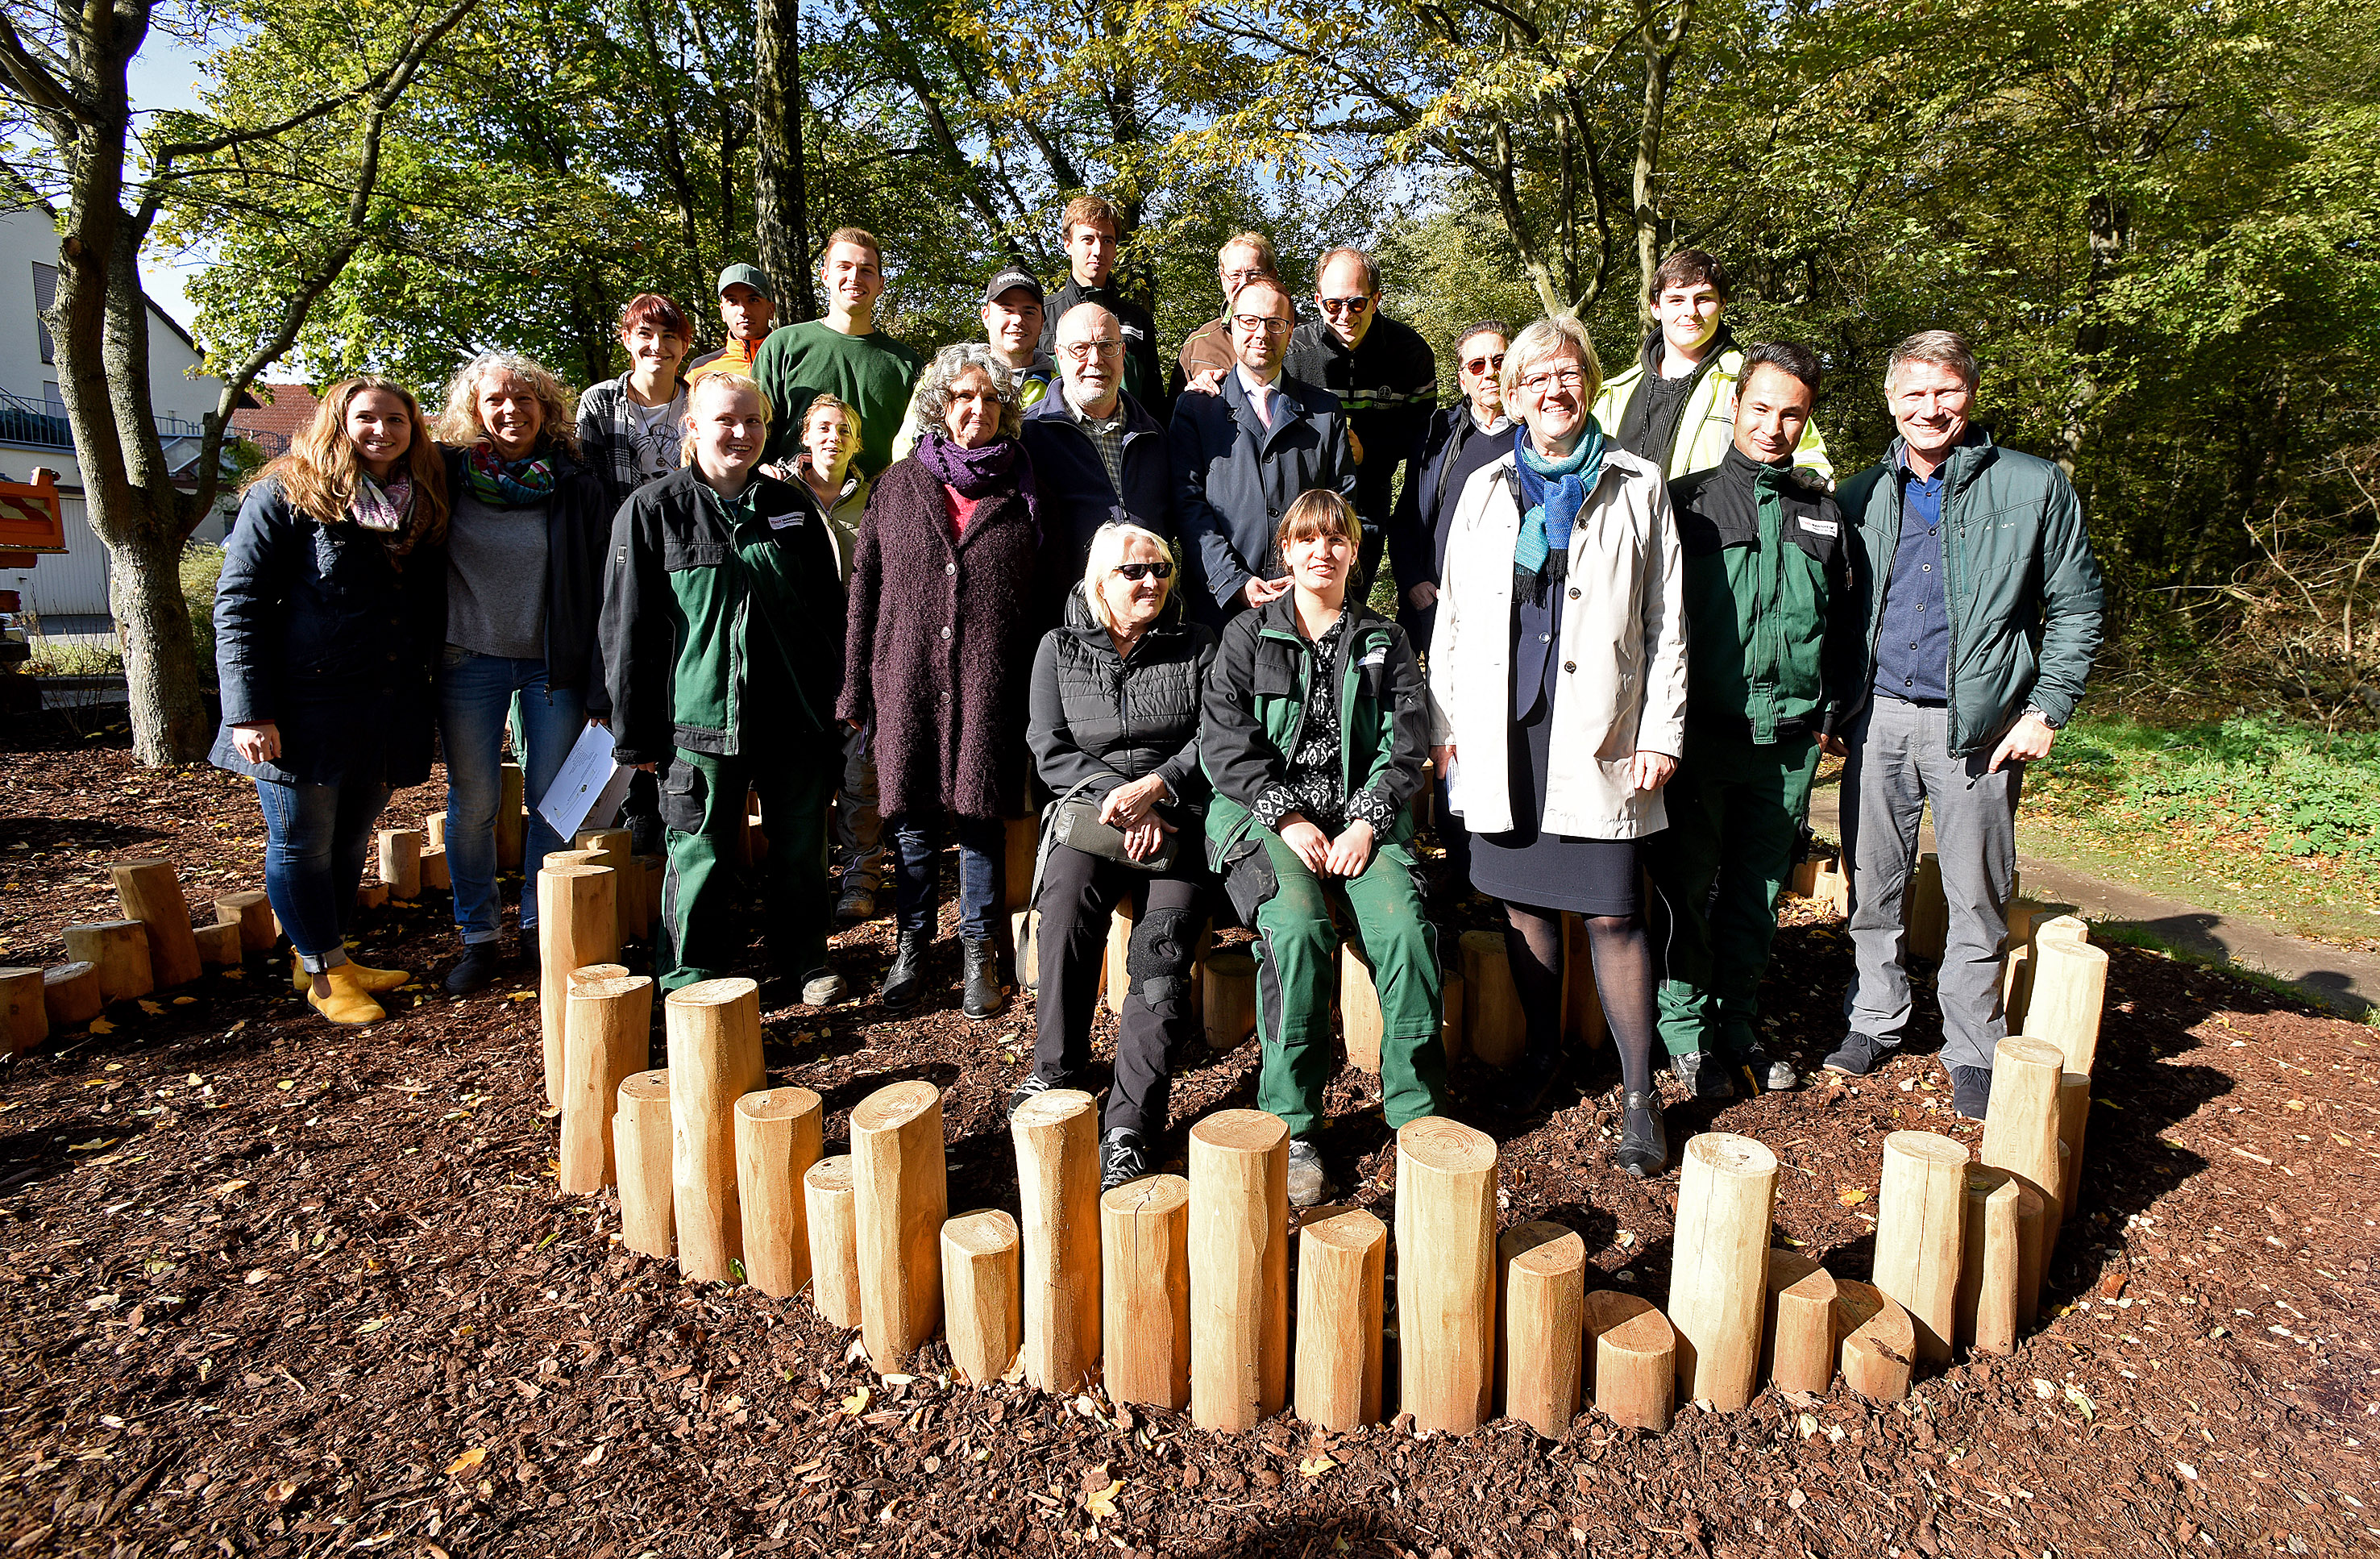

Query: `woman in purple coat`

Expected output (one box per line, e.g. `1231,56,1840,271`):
840,342,1040,1019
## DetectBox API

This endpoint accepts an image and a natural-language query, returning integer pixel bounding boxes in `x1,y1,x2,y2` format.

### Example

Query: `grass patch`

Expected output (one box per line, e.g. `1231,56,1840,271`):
2083,918,2365,1017
24,639,125,676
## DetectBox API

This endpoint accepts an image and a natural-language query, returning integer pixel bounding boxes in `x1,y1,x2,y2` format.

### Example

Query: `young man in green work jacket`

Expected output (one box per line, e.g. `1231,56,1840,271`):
600,373,849,1001
1643,342,1862,1100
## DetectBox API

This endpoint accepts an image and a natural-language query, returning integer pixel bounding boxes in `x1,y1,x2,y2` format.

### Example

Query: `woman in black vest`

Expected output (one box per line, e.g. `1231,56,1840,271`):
1009,522,1215,1189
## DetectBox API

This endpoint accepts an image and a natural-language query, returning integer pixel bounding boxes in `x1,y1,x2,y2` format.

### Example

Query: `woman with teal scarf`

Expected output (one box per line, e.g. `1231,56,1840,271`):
430,352,618,994
1423,314,1691,1177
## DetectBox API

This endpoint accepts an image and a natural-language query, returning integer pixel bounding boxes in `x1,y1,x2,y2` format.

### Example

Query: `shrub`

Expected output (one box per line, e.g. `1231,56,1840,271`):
182,542,225,692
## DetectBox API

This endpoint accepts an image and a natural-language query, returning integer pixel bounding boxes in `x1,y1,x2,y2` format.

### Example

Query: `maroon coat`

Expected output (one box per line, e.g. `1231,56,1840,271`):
838,455,1039,820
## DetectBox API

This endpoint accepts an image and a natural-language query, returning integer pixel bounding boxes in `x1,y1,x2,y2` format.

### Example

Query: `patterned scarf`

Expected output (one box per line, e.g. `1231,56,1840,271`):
914,427,1041,542
466,443,558,508
1510,418,1605,578
348,468,426,563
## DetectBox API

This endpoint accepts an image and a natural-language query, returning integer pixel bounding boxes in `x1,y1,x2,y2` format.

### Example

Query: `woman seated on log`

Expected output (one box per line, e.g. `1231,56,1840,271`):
430,352,617,995
1423,313,1688,1177
210,377,450,1025
1198,488,1444,1208
839,342,1042,1020
1010,521,1216,1190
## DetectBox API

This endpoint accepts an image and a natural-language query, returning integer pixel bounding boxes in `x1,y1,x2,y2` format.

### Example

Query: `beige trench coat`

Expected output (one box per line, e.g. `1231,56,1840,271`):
1423,446,1688,840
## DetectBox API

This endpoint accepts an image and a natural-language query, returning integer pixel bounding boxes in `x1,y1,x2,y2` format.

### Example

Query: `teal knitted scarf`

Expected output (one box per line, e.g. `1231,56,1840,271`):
1511,418,1605,576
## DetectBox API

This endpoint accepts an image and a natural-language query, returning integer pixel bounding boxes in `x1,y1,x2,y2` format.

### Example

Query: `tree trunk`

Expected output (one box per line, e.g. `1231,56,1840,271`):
754,0,817,321
107,518,211,761
2055,189,2129,479
1631,0,1697,314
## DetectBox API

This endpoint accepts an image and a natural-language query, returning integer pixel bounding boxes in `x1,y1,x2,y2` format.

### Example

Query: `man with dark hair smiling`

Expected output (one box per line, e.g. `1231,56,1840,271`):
1040,193,1167,414
686,264,777,385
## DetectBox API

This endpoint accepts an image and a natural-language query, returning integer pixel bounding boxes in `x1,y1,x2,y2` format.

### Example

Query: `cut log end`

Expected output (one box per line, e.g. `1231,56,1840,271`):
1190,1107,1288,1157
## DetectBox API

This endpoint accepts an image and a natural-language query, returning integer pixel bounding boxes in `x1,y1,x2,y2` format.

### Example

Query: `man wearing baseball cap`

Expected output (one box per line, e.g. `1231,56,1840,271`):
891,264,1057,459
686,263,779,384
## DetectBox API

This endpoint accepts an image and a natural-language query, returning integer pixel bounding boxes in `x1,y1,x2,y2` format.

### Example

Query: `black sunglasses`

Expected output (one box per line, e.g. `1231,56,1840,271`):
1115,560,1173,581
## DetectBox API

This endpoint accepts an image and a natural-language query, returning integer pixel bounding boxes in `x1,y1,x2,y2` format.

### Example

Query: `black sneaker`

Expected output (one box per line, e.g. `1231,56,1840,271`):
1738,1044,1798,1093
1100,1128,1151,1191
1822,1033,1888,1077
1004,1069,1072,1119
834,883,878,927
1950,1065,1993,1120
442,942,505,996
1671,1050,1736,1100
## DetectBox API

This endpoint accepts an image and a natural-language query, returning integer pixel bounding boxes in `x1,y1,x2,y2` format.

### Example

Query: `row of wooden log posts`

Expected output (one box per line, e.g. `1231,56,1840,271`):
536,833,2112,1437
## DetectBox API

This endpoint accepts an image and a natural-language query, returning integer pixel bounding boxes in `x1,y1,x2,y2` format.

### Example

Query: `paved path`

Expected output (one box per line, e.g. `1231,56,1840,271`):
1805,782,2380,1018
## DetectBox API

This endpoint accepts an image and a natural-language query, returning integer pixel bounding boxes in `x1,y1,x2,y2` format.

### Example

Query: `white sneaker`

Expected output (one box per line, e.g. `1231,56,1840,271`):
800,967,845,1006
1286,1137,1334,1208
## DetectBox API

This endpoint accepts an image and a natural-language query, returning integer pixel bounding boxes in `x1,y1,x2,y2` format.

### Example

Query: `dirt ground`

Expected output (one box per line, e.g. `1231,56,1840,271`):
2,726,2377,1558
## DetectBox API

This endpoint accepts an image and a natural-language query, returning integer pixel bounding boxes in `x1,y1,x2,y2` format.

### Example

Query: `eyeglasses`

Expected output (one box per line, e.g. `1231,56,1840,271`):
1114,560,1173,581
1061,339,1124,362
1463,352,1506,376
1232,314,1292,335
1517,366,1588,393
1317,295,1373,318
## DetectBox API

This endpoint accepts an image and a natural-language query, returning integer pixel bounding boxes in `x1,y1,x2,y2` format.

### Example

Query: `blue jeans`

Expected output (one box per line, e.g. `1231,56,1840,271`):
438,648,587,942
255,775,392,972
883,809,1004,942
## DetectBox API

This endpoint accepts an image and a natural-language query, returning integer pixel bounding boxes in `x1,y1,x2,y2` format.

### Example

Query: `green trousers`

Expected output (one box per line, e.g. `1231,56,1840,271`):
1642,729,1820,1058
1225,832,1446,1138
657,742,835,994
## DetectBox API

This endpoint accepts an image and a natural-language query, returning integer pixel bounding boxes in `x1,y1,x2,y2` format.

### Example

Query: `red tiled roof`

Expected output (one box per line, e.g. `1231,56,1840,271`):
229,382,322,441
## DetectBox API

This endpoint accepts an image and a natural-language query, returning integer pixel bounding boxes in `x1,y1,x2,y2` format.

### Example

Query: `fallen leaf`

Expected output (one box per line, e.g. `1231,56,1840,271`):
171,996,195,1005
579,1444,604,1466
1083,1478,1124,1520
87,1017,114,1035
1837,1187,1869,1207
444,1447,488,1475
507,991,537,1002
1297,1456,1335,1478
2063,1384,2095,1420
841,1385,870,1416
137,1000,163,1016
211,1179,251,1198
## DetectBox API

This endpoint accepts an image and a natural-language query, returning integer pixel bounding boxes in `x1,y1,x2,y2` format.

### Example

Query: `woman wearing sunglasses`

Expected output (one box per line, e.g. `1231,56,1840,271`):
1009,523,1215,1190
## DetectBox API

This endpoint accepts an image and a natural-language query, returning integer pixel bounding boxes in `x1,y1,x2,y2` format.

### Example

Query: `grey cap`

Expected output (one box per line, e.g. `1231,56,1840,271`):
982,267,1045,307
716,263,773,301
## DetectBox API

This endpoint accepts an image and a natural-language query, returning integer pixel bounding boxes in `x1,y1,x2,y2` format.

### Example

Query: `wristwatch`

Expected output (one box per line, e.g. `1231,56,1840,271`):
2022,705,2061,730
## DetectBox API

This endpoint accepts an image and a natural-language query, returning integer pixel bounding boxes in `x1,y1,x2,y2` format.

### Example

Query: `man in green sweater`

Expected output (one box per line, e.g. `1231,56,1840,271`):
755,227,924,479
1643,342,1861,1098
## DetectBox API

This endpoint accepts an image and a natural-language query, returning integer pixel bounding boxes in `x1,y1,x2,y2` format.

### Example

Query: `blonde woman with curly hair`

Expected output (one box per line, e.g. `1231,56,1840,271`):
210,377,451,1025
431,351,617,993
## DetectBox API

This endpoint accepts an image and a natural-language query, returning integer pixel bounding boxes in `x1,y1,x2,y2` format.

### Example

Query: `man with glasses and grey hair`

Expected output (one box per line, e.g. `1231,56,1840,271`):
1023,301,1173,626
1827,329,2104,1118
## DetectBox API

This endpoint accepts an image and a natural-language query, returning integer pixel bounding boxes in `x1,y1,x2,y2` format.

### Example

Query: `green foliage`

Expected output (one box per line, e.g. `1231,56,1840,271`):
24,640,127,677
181,543,226,692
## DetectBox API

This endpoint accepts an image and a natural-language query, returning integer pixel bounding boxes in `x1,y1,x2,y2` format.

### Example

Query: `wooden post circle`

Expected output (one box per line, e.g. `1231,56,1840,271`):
733,1086,823,1298
615,1070,674,1259
41,962,102,1027
941,1208,1022,1386
1011,1087,1103,1393
663,976,765,1283
1762,1249,1838,1397
804,1155,862,1328
1585,1291,1675,1431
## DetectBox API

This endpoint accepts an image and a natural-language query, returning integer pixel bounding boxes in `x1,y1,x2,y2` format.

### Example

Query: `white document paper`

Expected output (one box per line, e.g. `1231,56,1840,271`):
537,722,633,842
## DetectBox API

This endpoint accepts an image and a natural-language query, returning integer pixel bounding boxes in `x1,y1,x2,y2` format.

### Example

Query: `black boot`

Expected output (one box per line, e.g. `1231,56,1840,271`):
961,937,1006,1020
1614,1088,1670,1179
879,928,927,1014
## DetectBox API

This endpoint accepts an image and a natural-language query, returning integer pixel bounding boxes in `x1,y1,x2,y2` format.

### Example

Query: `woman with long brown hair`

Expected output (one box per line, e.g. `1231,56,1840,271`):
210,377,451,1025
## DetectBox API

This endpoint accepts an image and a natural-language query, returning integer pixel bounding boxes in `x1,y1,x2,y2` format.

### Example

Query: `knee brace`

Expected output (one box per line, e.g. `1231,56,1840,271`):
1129,906,1198,1010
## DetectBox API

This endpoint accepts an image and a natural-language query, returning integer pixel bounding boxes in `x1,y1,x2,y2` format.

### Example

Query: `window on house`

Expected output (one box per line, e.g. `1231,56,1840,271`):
32,263,57,364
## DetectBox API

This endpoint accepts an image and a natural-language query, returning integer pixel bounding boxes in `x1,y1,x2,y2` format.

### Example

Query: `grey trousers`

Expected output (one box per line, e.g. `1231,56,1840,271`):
1840,696,2022,1072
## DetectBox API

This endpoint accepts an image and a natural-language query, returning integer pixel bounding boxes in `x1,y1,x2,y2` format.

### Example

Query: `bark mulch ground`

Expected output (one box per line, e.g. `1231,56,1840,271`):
2,726,2376,1557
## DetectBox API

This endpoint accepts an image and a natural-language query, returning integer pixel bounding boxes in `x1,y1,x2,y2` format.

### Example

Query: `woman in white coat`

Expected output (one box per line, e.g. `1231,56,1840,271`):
1425,314,1688,1175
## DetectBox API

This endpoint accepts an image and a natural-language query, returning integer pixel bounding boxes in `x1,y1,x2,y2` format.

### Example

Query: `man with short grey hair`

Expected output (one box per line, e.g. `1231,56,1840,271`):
1022,301,1172,625
1826,330,2104,1117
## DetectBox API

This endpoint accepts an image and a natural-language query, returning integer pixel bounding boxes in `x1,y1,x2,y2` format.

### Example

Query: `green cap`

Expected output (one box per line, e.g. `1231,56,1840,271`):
716,263,773,302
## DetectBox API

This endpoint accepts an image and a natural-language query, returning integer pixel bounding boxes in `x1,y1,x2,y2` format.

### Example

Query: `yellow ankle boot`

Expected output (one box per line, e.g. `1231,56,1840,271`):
305,967,385,1025
291,953,409,993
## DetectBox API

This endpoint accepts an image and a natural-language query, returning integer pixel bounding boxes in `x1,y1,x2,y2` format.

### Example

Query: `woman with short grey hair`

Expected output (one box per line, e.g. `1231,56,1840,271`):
912,342,1026,442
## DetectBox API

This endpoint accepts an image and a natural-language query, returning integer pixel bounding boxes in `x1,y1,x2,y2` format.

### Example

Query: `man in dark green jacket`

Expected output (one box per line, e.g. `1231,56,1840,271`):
600,373,848,998
1644,343,1859,1100
1825,331,2104,1117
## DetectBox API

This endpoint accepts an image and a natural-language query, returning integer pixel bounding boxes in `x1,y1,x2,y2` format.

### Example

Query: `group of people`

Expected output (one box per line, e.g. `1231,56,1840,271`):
209,201,2104,1207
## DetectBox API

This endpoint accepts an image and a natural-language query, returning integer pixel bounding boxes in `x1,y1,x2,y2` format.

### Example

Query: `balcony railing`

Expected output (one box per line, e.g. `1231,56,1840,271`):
0,386,214,452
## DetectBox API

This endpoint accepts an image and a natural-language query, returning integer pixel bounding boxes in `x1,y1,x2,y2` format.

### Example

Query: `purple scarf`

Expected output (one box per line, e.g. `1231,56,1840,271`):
914,428,1040,541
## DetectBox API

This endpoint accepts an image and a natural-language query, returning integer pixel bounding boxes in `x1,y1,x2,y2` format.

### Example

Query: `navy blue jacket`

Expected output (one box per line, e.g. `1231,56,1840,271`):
1169,370,1356,630
209,476,447,788
1020,389,1173,626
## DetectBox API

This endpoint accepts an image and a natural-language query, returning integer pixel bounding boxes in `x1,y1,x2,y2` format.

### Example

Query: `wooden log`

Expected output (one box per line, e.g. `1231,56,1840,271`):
733,1087,822,1298
851,1079,948,1374
1822,859,1852,918
664,977,766,1283
1101,896,1136,1016
1187,1108,1289,1432
615,1070,674,1259
425,813,446,850
638,855,666,939
1011,908,1040,992
1497,1220,1585,1439
1584,1291,1675,1432
560,975,653,1194
543,847,604,872
2004,894,2044,950
1905,851,1947,962
941,1209,1022,1385
1459,929,1523,1068
1871,1130,1969,1366
1979,1036,2066,1308
110,858,200,988
495,763,525,870
575,827,638,947
1762,1251,1838,1396
192,920,243,970
537,864,620,1108
213,890,276,958
355,881,389,910
1340,943,1382,1073
1835,1279,1914,1403
1003,815,1037,913
2000,944,2033,1032
1439,968,1468,1066
2030,912,2089,946
805,1155,863,1328
0,968,44,1057
1101,1174,1191,1410
41,962,102,1027
1787,856,1825,899
2012,1182,2046,1328
569,962,629,987
1202,948,1257,1053
1011,1087,1103,1393
1667,1133,1778,1411
1560,914,1607,1050
1954,1166,2022,1356
421,845,452,892
2029,938,2109,1076
63,919,151,1004
377,827,422,900
2057,1072,2091,1225
1395,1116,1499,1433
1294,1204,1386,1431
